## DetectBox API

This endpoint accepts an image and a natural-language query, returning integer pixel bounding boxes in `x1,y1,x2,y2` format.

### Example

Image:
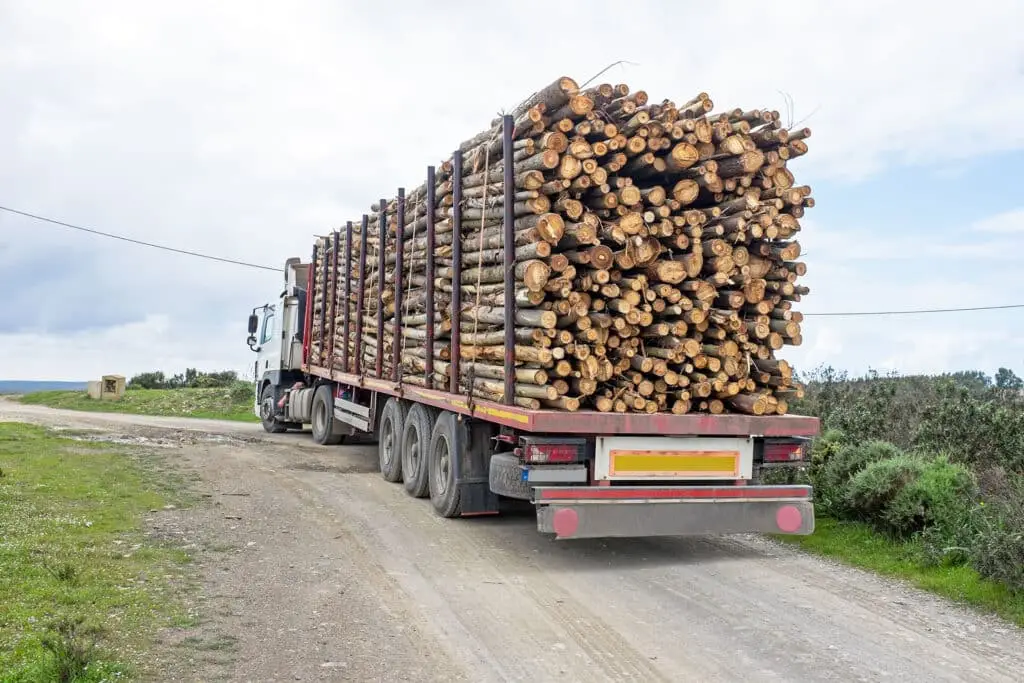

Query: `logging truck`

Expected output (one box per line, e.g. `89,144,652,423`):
246,254,819,540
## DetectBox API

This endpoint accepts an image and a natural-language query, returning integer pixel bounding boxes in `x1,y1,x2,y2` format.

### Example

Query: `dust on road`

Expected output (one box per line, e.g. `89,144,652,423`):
3,399,1023,682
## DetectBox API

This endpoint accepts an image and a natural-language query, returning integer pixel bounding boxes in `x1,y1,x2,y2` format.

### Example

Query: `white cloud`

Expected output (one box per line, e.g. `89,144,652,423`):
1,1,1023,379
973,208,1024,234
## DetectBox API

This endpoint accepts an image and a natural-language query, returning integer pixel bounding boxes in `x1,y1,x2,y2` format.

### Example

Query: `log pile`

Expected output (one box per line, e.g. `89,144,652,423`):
310,76,812,415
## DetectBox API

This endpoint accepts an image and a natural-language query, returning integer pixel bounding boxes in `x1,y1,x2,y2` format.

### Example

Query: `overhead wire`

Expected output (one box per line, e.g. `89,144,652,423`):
0,204,279,272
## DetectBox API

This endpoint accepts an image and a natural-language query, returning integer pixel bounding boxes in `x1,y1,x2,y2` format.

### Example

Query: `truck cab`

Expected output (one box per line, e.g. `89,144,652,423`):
247,258,310,432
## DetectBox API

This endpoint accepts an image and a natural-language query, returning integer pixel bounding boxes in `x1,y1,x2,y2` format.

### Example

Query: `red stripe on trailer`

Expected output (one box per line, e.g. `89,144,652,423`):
537,486,811,501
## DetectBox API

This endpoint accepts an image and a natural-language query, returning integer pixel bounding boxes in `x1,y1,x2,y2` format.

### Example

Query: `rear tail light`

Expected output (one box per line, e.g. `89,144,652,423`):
518,440,584,464
763,440,807,463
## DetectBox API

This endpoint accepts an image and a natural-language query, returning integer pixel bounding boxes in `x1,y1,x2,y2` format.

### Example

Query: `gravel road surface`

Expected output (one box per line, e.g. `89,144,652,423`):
3,399,1023,682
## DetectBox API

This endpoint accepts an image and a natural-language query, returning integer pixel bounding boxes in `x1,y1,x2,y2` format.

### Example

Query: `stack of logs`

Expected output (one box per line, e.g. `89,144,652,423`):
310,76,811,415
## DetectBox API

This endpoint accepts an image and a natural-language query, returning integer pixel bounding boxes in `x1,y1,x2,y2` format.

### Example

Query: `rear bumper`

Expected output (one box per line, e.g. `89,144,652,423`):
532,485,814,539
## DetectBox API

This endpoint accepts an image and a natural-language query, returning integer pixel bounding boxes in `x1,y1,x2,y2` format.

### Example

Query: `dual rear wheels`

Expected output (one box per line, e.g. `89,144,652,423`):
377,397,463,517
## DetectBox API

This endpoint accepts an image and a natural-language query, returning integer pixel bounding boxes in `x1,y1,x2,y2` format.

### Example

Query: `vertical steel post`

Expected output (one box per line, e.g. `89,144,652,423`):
375,201,387,379
342,221,353,373
303,244,317,364
329,231,340,367
319,236,329,364
502,114,515,405
425,166,436,390
393,188,405,383
450,151,463,395
354,214,368,376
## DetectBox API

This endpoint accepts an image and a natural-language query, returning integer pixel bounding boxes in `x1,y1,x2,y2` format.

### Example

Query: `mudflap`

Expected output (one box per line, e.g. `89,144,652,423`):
455,417,500,515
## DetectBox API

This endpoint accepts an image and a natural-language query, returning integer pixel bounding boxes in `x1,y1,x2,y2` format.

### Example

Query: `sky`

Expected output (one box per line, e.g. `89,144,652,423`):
1,0,1023,382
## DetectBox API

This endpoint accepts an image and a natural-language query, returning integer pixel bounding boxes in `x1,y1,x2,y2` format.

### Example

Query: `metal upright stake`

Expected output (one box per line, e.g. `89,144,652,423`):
425,166,436,390
393,188,405,383
450,151,463,396
319,237,329,364
342,221,353,373
501,114,515,406
329,231,340,367
354,214,368,376
375,201,387,380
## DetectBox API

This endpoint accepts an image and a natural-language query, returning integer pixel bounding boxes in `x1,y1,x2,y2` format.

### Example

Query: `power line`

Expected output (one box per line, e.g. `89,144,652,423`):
804,304,1024,317
0,204,279,272
4,204,1023,318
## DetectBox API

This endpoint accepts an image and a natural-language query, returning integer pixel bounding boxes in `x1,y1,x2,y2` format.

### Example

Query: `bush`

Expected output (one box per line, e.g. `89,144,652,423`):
885,456,976,539
969,475,1024,592
127,371,168,390
229,381,254,405
818,440,903,514
805,429,847,506
915,380,1024,472
128,368,241,391
845,455,926,526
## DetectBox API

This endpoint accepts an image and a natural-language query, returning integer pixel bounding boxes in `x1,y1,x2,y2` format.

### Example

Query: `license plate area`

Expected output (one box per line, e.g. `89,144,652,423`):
594,436,754,481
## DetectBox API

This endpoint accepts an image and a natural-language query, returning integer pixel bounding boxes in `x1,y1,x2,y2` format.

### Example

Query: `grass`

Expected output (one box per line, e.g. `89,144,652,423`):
775,516,1024,627
0,422,196,681
19,384,258,423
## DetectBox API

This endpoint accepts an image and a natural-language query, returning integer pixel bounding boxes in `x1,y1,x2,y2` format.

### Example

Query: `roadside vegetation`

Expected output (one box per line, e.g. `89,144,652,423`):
0,422,195,680
19,369,257,423
773,366,1024,625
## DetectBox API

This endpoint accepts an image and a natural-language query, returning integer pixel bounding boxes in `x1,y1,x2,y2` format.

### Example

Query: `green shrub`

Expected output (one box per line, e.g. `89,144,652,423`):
818,440,903,514
229,381,254,405
845,455,926,525
914,380,1024,472
805,429,847,507
969,475,1024,591
886,456,978,540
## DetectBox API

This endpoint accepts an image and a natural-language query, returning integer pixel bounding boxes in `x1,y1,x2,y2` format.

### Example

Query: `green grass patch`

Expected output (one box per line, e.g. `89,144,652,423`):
19,385,258,423
0,422,196,681
776,516,1024,627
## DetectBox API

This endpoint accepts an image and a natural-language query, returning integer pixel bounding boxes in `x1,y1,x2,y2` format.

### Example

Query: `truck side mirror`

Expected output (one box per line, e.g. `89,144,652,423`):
248,314,259,334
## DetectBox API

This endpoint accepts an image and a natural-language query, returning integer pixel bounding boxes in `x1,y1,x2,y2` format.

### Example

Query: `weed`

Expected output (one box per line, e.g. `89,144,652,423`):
39,616,103,682
41,556,82,586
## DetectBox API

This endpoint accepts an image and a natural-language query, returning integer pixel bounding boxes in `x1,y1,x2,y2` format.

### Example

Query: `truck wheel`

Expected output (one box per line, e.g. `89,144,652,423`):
259,384,287,434
428,411,464,518
378,398,407,483
311,385,344,445
401,403,436,498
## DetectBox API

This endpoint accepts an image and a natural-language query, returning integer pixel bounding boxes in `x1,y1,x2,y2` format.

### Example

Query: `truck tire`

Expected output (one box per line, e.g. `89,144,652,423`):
311,385,344,445
259,384,287,434
488,453,531,500
401,403,436,498
378,398,407,483
428,411,464,518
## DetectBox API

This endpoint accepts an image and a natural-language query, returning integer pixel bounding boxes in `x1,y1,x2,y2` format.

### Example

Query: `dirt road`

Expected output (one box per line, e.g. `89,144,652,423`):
4,399,1024,682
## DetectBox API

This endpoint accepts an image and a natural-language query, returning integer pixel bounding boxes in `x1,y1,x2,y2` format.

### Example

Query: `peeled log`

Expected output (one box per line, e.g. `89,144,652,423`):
461,305,557,329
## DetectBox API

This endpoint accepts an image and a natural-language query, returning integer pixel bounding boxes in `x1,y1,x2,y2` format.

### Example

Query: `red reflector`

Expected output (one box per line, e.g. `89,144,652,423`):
764,442,805,463
524,443,580,464
776,505,802,532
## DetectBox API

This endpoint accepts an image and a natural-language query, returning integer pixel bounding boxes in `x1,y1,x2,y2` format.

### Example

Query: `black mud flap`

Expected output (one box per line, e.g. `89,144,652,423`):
455,417,500,515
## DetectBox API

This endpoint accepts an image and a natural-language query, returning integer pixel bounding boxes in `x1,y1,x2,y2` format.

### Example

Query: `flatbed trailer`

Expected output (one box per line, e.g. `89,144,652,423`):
246,115,819,540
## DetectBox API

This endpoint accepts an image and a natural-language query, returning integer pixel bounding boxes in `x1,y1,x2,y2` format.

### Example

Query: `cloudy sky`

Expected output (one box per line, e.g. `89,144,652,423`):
2,1,1023,382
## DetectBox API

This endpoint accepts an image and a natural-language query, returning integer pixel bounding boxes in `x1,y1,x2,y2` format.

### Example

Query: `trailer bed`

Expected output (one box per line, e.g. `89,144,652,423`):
304,363,818,437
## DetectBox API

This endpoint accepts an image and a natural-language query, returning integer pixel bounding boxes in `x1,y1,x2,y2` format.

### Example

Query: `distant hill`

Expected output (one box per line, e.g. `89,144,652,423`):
0,380,88,395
